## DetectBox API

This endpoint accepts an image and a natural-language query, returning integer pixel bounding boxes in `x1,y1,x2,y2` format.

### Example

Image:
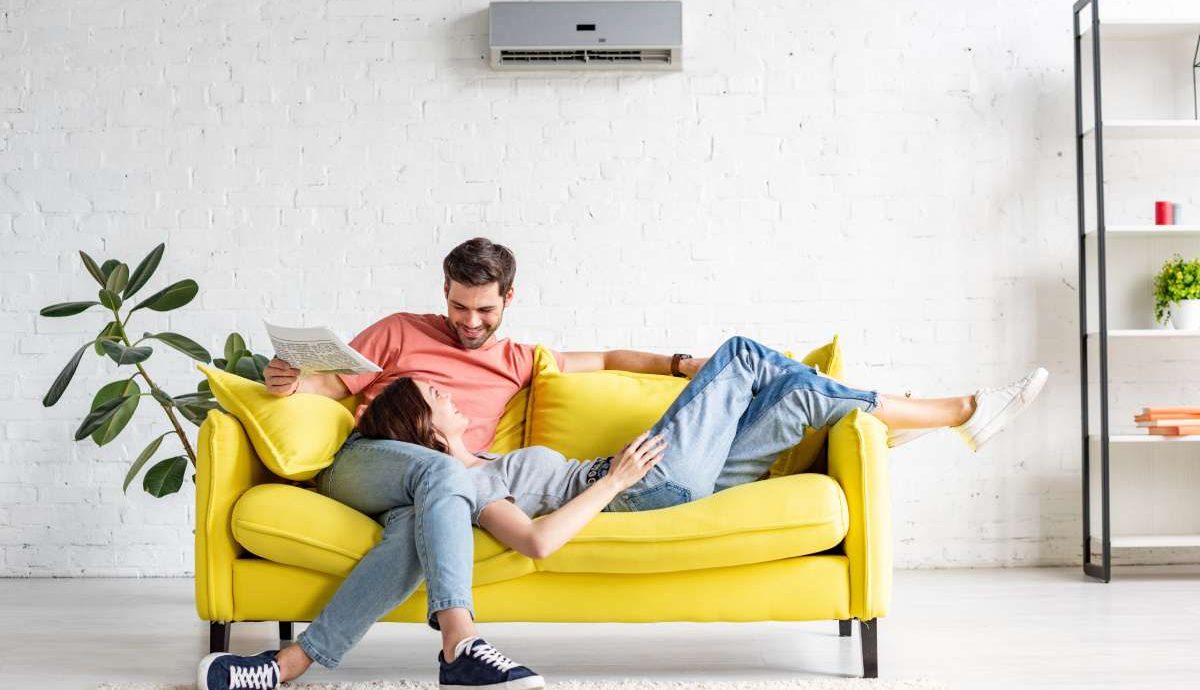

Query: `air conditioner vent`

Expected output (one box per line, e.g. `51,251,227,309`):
498,48,673,65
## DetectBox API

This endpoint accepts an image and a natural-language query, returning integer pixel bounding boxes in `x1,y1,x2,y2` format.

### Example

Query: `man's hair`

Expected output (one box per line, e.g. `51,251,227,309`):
443,237,517,295
358,377,448,454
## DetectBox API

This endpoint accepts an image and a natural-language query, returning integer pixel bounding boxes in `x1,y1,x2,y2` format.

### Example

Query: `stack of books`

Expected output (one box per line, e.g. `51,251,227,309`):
1136,407,1200,436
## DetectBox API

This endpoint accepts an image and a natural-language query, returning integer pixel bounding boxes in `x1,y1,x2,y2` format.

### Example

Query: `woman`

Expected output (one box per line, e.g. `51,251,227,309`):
361,336,1049,558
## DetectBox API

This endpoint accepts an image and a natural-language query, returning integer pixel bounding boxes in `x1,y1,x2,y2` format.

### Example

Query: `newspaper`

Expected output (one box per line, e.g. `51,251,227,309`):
264,321,382,374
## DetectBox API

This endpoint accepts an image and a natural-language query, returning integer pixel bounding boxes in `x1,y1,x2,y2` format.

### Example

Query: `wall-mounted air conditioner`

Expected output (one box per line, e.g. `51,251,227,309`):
489,1,682,71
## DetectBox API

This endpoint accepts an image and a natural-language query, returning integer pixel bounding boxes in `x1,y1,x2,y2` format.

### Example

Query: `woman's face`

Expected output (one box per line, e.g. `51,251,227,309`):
416,381,469,439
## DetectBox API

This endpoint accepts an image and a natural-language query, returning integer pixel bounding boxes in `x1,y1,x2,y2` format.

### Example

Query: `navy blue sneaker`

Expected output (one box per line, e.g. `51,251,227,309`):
197,649,282,690
439,636,545,690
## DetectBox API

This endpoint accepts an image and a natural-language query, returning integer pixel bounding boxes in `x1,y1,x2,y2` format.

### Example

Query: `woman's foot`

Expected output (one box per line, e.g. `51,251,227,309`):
439,636,545,690
198,650,282,690
953,367,1049,452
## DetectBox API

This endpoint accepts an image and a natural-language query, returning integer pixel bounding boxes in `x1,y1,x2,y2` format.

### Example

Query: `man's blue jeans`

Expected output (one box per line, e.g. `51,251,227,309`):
607,336,880,512
294,436,478,669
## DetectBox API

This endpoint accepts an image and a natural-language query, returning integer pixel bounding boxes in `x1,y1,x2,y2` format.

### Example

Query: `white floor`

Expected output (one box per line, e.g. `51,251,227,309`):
1,566,1197,690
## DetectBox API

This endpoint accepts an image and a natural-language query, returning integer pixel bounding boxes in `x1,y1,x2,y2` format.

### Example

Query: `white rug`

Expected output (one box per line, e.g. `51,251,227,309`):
96,679,948,690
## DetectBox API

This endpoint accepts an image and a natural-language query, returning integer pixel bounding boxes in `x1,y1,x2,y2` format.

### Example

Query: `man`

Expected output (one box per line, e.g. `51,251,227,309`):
199,237,708,690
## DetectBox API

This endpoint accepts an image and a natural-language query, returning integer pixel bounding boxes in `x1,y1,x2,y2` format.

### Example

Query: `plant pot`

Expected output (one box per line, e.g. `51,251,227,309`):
1171,299,1200,330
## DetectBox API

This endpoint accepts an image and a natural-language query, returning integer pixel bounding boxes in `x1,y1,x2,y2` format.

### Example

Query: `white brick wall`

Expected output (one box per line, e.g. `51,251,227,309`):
3,0,1196,576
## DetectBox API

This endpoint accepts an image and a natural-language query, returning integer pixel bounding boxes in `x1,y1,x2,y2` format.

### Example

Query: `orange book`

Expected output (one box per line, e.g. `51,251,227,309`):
1137,419,1200,427
1134,411,1200,422
1148,426,1200,436
1141,406,1200,415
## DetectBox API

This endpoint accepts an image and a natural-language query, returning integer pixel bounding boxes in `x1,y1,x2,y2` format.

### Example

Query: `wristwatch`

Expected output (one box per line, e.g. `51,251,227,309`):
670,353,693,378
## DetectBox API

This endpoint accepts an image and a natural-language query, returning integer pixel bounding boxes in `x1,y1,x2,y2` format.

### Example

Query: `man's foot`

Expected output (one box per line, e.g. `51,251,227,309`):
953,367,1050,452
439,636,545,690
887,427,937,448
198,650,281,690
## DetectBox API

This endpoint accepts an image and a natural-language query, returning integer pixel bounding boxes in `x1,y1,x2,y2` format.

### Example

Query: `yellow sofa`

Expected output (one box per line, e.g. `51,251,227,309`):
195,358,893,678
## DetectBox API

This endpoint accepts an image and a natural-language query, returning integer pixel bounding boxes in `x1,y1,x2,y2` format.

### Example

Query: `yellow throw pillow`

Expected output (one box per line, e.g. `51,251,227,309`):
489,387,529,454
523,335,845,475
524,346,688,459
198,364,356,481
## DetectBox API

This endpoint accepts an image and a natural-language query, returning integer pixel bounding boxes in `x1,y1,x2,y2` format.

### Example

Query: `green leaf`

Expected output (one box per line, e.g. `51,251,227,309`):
94,321,124,355
131,279,198,313
100,259,120,279
234,354,260,381
224,333,246,363
197,379,211,395
143,456,187,497
176,399,215,426
43,341,95,407
123,243,164,299
211,358,226,370
104,262,129,294
98,288,122,310
98,339,152,366
88,379,141,446
74,394,130,441
150,387,175,406
80,251,106,286
123,432,170,494
142,332,210,363
40,301,100,317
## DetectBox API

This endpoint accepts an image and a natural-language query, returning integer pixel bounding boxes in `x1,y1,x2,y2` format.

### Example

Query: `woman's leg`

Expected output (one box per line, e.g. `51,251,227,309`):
287,435,480,675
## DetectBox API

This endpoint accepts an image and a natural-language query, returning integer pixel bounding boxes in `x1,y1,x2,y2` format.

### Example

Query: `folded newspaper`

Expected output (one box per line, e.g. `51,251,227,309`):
264,321,382,374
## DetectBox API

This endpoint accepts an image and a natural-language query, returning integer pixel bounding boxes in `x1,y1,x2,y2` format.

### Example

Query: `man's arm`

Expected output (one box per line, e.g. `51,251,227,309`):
560,350,707,378
263,358,352,399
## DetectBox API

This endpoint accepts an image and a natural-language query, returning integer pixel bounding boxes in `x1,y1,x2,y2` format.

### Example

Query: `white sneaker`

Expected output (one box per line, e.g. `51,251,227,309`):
953,367,1050,453
887,427,937,448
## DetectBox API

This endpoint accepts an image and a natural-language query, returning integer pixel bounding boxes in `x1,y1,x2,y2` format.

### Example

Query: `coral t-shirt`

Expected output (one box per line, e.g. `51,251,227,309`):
336,313,563,453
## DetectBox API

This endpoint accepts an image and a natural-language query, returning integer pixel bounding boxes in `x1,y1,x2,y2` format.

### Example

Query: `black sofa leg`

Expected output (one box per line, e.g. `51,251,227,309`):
838,619,852,637
210,622,231,654
859,618,878,678
279,621,294,645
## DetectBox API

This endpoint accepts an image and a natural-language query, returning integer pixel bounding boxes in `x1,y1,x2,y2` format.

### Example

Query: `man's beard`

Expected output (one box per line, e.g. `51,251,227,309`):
456,323,494,349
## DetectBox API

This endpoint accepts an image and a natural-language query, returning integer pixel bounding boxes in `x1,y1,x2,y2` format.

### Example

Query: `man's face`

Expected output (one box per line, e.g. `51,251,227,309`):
444,280,513,349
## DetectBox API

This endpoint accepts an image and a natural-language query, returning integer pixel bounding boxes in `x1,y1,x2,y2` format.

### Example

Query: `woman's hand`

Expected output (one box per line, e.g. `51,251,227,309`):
606,431,668,491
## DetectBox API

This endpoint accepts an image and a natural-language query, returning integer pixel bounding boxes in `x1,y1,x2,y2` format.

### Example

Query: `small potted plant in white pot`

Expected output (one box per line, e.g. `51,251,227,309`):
1154,253,1200,330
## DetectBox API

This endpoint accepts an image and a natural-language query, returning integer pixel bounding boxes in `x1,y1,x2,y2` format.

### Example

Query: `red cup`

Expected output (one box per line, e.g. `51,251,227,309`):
1156,200,1175,225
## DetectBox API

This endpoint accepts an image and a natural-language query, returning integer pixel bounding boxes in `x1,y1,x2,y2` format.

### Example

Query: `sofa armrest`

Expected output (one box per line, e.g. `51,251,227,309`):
826,407,892,620
195,409,275,622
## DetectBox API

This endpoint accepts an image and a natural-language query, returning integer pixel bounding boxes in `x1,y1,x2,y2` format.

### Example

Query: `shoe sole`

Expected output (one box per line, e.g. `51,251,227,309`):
197,652,229,690
968,367,1049,453
441,676,546,690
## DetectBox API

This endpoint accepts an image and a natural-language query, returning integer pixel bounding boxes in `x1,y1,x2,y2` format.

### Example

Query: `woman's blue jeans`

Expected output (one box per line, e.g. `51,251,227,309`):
606,336,881,512
294,436,478,669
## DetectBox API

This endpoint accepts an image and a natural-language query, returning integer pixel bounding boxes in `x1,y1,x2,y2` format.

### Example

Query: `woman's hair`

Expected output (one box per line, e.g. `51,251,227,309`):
358,377,448,454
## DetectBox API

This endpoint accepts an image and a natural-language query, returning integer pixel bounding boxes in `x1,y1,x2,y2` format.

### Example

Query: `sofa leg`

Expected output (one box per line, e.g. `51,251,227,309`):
859,618,878,678
838,619,852,637
210,622,231,654
279,621,294,645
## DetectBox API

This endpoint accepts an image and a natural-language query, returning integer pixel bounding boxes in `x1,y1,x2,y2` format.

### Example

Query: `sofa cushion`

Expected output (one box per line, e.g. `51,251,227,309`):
198,364,357,481
524,336,846,476
231,472,848,581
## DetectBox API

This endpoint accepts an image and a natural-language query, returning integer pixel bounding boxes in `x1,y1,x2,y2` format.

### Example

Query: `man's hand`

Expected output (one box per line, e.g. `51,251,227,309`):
680,356,708,379
263,357,301,397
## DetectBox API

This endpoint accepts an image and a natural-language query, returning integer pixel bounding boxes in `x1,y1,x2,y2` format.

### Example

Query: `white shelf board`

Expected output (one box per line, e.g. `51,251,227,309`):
1110,534,1200,549
1091,433,1200,444
1084,225,1200,238
1079,19,1200,40
1086,329,1200,337
1082,120,1200,139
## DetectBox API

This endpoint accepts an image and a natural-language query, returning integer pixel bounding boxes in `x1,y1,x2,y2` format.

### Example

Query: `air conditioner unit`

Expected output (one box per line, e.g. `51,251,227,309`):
489,1,682,71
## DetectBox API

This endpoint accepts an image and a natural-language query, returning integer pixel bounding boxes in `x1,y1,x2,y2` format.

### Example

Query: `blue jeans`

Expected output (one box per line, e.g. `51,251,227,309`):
294,435,478,669
606,336,880,512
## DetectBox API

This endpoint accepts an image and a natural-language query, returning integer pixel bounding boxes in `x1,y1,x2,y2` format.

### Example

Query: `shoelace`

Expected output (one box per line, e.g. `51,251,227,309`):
470,642,519,672
977,374,1030,397
229,659,279,689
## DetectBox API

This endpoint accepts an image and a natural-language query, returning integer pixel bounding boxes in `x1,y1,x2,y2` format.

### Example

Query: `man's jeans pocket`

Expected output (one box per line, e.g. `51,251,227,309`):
620,480,693,512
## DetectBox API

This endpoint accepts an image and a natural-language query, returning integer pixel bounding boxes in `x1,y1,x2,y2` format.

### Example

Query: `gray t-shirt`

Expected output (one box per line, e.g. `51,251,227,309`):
467,446,612,524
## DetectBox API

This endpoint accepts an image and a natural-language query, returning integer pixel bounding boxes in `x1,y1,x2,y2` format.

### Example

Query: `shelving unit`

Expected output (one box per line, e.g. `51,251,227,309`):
1073,1,1200,582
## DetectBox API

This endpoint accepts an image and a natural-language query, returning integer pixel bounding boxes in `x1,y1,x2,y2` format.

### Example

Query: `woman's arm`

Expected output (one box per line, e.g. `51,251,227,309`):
478,431,667,559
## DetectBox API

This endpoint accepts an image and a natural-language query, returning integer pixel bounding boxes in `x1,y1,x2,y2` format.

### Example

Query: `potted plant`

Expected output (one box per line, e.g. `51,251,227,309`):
1153,253,1200,329
39,243,270,497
